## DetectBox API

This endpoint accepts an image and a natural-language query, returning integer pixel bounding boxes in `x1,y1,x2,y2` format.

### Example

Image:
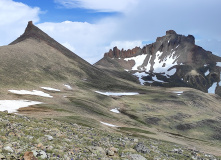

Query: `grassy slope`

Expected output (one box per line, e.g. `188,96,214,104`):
3,81,220,156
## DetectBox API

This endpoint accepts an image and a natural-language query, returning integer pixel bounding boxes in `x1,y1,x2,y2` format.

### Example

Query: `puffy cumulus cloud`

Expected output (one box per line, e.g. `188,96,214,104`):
37,20,118,63
54,0,137,12
0,0,40,45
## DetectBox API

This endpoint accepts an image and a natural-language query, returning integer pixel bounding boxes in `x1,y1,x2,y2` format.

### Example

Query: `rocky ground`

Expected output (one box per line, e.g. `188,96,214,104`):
0,111,220,160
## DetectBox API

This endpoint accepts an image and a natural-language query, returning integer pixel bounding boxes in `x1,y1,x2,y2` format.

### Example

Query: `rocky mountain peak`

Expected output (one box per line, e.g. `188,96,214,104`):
166,30,177,35
104,46,141,58
10,21,50,45
25,21,34,33
95,30,221,95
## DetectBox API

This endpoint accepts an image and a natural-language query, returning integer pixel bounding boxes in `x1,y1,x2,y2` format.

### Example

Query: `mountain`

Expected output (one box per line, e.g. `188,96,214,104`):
0,21,133,90
95,30,221,96
0,22,221,158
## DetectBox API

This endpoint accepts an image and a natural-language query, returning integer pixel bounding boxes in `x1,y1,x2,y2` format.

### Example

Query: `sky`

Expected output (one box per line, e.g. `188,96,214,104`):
0,0,221,64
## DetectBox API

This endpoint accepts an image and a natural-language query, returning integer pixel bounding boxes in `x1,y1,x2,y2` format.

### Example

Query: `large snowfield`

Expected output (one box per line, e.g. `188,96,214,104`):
0,100,42,113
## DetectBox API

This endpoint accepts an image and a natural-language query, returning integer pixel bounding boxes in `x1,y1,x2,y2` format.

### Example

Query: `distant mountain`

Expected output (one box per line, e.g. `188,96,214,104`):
0,21,132,90
95,30,221,95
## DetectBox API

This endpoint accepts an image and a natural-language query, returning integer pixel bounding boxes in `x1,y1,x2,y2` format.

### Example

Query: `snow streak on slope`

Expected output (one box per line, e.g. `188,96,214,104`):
95,91,139,96
9,90,53,98
41,87,60,92
100,121,118,127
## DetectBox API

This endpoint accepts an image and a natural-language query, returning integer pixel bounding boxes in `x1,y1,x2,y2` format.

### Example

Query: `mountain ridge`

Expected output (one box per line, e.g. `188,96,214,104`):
95,30,221,95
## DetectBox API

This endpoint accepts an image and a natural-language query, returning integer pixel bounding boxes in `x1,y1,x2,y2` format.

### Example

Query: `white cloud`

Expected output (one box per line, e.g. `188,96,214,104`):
37,20,117,63
54,0,137,12
0,0,40,45
106,41,143,51
61,42,76,52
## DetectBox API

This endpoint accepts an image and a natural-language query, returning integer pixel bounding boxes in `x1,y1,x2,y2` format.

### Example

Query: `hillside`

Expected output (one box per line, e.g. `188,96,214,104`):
0,21,134,91
1,111,220,159
0,22,221,158
95,30,221,96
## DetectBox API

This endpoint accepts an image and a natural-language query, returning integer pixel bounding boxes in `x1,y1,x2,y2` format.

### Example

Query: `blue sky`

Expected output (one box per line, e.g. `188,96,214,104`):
13,0,119,23
0,0,221,63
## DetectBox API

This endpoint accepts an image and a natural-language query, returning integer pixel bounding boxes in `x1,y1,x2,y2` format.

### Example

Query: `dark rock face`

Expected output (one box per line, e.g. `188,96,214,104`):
166,30,177,35
95,30,221,95
104,46,141,58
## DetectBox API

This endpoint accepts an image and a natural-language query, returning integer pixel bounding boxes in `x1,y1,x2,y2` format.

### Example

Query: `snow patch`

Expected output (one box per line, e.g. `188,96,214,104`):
167,68,176,76
0,100,42,113
173,91,183,96
173,91,184,94
216,62,221,67
9,90,53,98
133,72,149,85
124,54,147,70
64,84,72,90
110,108,120,113
208,82,217,94
100,121,118,127
204,70,210,76
95,91,139,96
41,87,60,92
152,75,167,83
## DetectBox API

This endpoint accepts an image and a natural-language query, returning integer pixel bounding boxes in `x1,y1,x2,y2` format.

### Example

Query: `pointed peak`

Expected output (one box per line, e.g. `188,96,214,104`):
25,21,34,32
10,21,49,45
28,21,33,26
